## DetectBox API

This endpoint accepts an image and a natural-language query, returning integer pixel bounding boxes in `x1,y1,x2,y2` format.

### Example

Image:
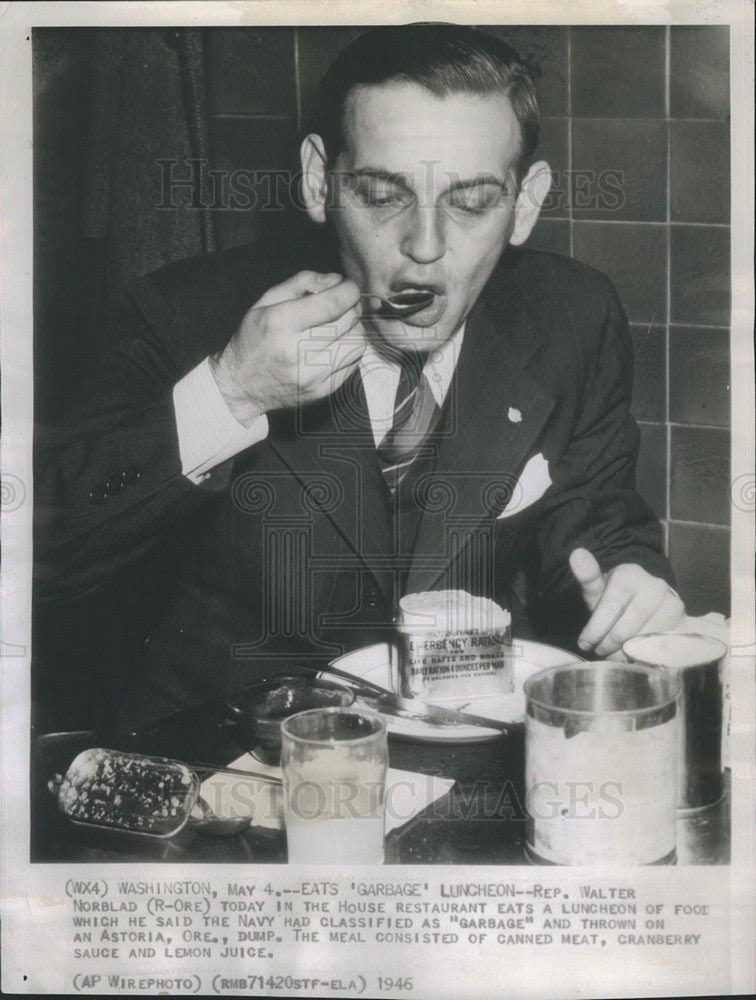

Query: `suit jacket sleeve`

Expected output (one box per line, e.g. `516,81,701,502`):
34,272,235,606
533,275,674,608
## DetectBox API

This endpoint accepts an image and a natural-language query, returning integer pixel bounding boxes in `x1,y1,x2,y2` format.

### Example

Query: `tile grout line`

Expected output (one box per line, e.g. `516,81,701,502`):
212,114,298,122
568,219,730,229
668,517,731,530
664,322,731,332
664,24,672,537
630,322,730,333
556,116,725,123
293,28,302,133
566,29,573,258
638,419,730,432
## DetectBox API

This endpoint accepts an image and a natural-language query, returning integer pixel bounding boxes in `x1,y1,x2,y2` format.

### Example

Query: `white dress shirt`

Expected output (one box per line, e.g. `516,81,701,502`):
172,358,270,484
172,325,465,483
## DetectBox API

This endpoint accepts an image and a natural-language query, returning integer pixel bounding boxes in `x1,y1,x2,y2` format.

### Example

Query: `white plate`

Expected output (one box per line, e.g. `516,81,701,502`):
328,639,584,743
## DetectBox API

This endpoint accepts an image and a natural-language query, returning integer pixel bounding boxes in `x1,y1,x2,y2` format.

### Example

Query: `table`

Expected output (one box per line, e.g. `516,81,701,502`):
31,702,730,866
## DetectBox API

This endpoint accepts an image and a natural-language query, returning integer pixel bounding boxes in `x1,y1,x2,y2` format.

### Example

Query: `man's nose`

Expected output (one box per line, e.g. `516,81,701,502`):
400,206,445,264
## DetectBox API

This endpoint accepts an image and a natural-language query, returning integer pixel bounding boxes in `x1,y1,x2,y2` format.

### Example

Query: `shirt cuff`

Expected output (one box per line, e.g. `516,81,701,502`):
172,357,269,484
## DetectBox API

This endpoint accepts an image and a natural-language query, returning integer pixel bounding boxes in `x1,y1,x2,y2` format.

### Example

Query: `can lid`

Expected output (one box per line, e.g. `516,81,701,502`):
623,632,728,669
523,661,681,734
398,590,511,631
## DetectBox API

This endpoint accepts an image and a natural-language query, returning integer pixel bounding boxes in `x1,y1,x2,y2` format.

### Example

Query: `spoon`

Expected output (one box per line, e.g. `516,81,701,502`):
191,814,253,837
189,796,254,837
361,290,435,318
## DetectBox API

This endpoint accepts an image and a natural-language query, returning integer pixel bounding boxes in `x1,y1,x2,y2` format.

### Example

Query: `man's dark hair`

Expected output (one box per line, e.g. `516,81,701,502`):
318,23,541,183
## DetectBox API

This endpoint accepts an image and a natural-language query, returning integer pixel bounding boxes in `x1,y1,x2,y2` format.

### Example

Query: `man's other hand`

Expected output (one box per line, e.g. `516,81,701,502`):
569,547,685,657
210,271,366,426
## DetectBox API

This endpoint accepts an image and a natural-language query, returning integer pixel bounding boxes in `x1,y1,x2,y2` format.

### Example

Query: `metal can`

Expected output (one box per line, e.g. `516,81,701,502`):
395,590,513,702
623,632,728,813
524,662,681,866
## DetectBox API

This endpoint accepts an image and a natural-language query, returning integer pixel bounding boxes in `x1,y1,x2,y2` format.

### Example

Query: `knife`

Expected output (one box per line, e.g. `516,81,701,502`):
317,668,510,734
359,691,511,734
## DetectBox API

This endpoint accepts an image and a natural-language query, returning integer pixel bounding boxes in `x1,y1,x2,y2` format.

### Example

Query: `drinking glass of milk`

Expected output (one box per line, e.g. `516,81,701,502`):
280,707,388,864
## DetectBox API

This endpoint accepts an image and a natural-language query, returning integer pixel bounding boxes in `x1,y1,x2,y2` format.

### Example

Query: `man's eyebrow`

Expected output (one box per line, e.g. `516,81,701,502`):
340,168,516,199
443,174,511,194
343,168,414,190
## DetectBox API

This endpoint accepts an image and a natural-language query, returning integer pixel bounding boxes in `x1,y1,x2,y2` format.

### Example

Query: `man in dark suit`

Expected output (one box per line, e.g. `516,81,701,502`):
35,25,684,728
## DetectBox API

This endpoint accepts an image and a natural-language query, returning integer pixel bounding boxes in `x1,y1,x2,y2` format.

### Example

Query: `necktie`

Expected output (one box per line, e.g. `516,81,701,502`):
377,351,441,494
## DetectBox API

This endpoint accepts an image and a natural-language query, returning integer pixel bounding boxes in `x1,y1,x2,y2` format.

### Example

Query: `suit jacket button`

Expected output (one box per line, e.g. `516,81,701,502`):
365,587,381,608
121,465,143,485
106,476,125,494
89,486,108,505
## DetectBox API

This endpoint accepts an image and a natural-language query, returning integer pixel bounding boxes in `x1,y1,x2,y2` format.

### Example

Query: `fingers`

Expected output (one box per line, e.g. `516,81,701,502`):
291,288,365,387
295,320,366,402
589,577,669,656
578,565,686,657
254,271,362,346
630,587,686,637
256,270,342,307
322,302,365,343
330,323,367,374
228,272,365,415
298,315,365,373
279,276,362,330
578,578,634,654
591,586,683,658
569,547,606,612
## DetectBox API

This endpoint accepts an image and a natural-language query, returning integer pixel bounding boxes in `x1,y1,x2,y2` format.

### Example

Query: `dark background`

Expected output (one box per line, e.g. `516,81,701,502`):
33,24,731,638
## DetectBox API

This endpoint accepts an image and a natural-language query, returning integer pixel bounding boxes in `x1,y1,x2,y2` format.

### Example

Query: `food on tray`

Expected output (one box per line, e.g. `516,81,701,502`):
56,748,200,836
398,590,511,632
254,682,353,719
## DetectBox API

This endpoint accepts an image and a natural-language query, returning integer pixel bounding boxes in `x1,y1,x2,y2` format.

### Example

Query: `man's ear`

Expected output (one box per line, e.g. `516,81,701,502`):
300,134,329,224
509,161,552,246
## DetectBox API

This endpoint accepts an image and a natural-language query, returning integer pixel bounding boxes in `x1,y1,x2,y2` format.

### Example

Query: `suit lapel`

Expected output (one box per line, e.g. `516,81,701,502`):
266,371,396,607
407,258,556,594
262,248,558,606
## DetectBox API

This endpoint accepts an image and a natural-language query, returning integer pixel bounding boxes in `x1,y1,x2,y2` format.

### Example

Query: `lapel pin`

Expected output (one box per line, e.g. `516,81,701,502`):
508,407,522,423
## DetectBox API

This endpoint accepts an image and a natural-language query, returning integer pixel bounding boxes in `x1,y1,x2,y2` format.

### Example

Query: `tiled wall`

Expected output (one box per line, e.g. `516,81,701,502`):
204,26,732,614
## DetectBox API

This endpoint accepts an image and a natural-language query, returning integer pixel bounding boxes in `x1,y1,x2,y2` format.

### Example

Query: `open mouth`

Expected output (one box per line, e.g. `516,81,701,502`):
382,282,445,318
382,289,436,316
362,288,438,319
